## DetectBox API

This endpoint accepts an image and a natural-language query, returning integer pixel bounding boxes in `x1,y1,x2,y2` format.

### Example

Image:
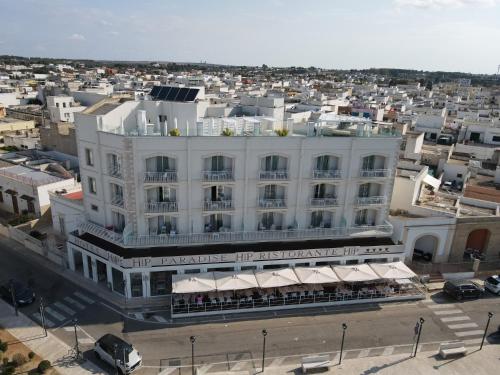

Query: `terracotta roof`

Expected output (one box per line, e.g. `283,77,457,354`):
464,185,500,204
63,191,83,200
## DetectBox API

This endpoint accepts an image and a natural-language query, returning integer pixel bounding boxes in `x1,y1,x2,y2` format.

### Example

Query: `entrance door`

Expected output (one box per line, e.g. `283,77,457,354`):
11,195,19,214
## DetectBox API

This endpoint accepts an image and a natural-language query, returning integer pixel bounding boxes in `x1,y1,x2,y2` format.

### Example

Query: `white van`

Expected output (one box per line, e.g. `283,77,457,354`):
94,334,142,374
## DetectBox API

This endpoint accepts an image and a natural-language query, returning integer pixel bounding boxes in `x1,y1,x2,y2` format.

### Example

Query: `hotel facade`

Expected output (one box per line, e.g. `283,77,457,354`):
61,88,406,301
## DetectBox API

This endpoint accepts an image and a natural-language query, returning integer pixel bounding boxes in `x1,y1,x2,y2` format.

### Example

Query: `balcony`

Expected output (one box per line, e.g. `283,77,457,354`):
312,170,342,179
359,169,390,178
108,165,122,179
258,198,287,209
203,200,234,211
202,170,234,182
145,201,178,213
356,196,387,206
144,171,178,183
310,197,339,207
259,170,288,181
110,196,124,208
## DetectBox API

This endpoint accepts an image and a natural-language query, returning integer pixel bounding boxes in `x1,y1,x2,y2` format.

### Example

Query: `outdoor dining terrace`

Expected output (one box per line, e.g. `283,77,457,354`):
171,262,425,317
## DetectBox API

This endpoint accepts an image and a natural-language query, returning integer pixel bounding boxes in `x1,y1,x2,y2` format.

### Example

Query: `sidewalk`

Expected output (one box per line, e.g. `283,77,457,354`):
0,299,105,375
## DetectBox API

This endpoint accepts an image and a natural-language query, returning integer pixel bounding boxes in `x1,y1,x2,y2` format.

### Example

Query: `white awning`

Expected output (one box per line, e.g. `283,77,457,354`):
333,264,380,282
294,266,340,284
370,262,417,280
254,268,300,288
213,270,259,291
172,273,216,294
423,174,441,190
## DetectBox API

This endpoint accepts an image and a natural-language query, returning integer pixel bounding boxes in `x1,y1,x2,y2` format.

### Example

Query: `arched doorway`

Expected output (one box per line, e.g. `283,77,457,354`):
464,229,490,260
412,235,439,262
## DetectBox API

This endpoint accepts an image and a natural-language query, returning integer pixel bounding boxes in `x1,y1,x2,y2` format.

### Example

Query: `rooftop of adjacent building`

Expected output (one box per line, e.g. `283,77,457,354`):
0,164,67,186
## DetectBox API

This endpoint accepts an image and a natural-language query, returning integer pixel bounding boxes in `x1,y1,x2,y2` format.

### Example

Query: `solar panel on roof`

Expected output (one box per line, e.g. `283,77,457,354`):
184,88,199,101
165,87,179,101
150,86,161,98
157,86,172,100
174,87,190,102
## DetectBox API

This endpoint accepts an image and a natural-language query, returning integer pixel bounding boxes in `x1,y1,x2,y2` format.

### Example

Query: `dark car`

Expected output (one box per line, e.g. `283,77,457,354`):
0,281,36,306
443,280,484,301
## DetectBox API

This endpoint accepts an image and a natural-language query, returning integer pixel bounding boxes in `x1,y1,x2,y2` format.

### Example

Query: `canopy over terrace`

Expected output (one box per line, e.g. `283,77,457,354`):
333,264,380,282
172,273,216,294
213,270,259,291
369,261,417,280
294,266,340,284
254,268,300,288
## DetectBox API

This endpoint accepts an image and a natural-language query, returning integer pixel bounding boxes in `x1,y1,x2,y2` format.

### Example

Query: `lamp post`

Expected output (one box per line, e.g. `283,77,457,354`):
113,343,119,375
339,323,347,365
9,280,18,316
190,336,196,375
73,318,80,359
261,329,268,373
39,297,47,337
480,312,493,350
413,317,425,358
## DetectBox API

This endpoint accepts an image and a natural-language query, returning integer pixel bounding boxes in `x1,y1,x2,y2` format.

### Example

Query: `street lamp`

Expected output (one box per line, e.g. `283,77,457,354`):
261,329,268,373
480,312,494,350
339,323,347,365
413,317,425,358
190,336,196,375
39,297,47,337
73,318,80,359
9,280,18,316
113,343,119,375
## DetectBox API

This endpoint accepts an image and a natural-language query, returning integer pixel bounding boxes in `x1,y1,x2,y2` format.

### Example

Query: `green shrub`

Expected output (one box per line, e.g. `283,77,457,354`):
12,353,28,367
2,357,9,366
2,365,15,375
0,340,8,352
274,129,289,137
169,128,181,136
28,351,36,360
221,128,234,136
37,360,51,373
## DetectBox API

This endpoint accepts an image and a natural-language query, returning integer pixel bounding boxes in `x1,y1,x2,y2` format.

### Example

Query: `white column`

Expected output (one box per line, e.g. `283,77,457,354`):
106,264,113,290
91,258,98,283
67,247,75,271
83,254,90,279
124,272,132,299
142,272,150,298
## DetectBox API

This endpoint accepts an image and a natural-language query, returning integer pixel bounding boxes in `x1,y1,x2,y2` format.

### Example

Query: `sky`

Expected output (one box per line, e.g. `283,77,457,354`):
1,0,500,74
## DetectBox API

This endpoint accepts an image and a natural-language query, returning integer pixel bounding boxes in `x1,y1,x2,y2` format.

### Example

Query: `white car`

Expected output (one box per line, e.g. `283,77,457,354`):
94,334,142,374
484,275,500,295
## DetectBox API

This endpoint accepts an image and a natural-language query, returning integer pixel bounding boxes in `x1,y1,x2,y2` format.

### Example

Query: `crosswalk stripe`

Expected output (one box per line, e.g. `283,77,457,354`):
153,315,167,322
231,361,247,371
54,302,76,316
441,316,470,322
73,292,95,304
433,309,463,316
428,304,456,309
158,367,178,375
78,338,94,345
64,296,85,310
463,338,483,345
382,346,395,356
454,330,484,337
448,323,478,330
133,313,144,320
422,299,434,304
45,306,66,321
358,349,371,358
196,364,214,375
32,312,55,328
269,357,286,367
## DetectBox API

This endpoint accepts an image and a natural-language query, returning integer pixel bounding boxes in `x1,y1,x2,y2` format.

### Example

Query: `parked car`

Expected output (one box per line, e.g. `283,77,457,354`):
443,280,484,300
0,281,35,306
94,334,142,374
413,249,432,262
484,275,500,295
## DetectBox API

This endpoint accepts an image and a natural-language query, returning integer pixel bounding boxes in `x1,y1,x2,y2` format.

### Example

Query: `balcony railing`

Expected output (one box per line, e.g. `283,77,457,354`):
356,196,387,206
110,196,124,208
258,198,287,209
359,169,390,178
202,170,234,182
312,170,342,179
144,171,178,183
108,164,122,178
145,201,178,213
259,170,288,180
310,197,339,207
203,200,234,211
78,221,394,248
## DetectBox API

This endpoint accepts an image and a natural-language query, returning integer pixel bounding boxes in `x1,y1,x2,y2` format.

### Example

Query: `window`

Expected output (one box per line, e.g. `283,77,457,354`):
0,191,3,203
457,173,463,178
88,177,97,194
91,204,98,211
184,269,200,274
85,148,94,166
492,136,500,142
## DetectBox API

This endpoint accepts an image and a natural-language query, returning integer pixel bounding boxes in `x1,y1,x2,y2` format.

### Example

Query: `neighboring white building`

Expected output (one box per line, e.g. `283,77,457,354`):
47,96,86,123
61,89,405,301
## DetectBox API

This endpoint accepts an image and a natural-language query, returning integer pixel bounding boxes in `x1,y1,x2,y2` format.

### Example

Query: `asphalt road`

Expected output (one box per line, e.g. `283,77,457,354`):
0,237,499,374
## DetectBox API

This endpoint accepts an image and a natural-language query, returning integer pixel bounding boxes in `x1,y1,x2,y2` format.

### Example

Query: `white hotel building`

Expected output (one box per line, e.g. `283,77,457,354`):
63,87,405,301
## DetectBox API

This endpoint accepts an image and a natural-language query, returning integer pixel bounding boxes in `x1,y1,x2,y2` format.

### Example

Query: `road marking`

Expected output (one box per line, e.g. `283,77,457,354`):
428,304,456,309
196,364,214,374
231,361,247,371
54,302,76,316
269,357,286,367
441,316,471,322
32,312,55,328
78,338,94,345
63,327,75,332
158,367,178,375
422,299,434,304
433,309,464,316
64,296,85,310
45,306,66,321
358,349,371,358
133,313,144,320
73,291,95,304
463,338,483,345
448,323,479,330
152,315,167,322
454,330,484,337
382,346,394,356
